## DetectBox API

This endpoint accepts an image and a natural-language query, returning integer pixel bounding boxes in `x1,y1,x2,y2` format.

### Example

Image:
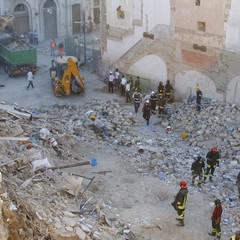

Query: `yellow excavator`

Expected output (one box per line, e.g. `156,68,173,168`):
50,56,86,96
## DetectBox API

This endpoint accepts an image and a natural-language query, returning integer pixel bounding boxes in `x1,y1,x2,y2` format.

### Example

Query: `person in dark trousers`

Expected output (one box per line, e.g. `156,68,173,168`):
196,85,203,111
230,231,240,240
191,155,205,187
108,71,114,93
209,199,222,239
132,90,142,113
158,81,165,96
125,81,131,103
236,172,240,199
26,70,34,89
171,180,188,227
149,91,158,114
165,80,174,103
158,94,166,116
114,68,120,90
134,76,141,92
58,42,64,57
203,147,220,183
142,99,151,125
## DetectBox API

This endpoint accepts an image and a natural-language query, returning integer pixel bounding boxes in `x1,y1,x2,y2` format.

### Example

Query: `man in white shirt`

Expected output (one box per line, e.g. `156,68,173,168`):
125,81,131,103
121,75,127,96
108,71,114,93
26,70,34,89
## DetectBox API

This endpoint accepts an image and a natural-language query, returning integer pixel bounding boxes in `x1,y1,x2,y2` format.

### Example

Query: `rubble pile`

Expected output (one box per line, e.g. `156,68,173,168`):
0,99,239,239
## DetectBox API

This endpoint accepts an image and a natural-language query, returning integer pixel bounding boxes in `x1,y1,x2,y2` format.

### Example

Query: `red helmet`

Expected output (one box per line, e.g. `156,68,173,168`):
180,180,187,188
211,146,218,152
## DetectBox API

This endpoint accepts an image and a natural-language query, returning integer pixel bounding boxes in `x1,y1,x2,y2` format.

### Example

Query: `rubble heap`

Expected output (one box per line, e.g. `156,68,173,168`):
0,99,239,239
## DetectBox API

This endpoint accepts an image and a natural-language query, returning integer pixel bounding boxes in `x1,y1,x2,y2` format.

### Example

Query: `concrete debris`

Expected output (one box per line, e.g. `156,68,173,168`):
0,99,239,239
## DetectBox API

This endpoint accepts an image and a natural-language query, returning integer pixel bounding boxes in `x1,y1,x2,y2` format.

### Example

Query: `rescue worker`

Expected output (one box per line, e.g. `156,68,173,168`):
158,94,166,116
142,99,151,125
165,80,174,103
236,171,240,199
132,89,142,113
120,75,127,96
191,155,205,186
125,81,131,103
149,91,158,114
203,147,220,183
158,81,165,96
134,76,141,92
209,199,222,239
171,180,188,226
108,71,114,93
196,84,203,111
90,115,109,138
230,231,240,240
114,68,120,90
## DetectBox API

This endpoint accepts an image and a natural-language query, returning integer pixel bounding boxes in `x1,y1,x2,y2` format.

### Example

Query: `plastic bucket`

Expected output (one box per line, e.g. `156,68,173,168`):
91,158,97,166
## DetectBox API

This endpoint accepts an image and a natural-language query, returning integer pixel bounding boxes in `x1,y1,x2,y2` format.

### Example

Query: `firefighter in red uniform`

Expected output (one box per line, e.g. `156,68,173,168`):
230,231,240,240
209,199,222,239
171,180,188,227
203,147,220,182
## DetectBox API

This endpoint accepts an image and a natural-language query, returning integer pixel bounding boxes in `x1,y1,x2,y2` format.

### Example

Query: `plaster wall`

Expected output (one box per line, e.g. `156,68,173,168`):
127,55,168,89
175,0,225,36
225,0,240,52
174,70,223,101
104,0,171,64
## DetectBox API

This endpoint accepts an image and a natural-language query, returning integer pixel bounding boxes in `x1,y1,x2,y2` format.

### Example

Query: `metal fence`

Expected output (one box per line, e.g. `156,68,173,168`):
65,36,101,73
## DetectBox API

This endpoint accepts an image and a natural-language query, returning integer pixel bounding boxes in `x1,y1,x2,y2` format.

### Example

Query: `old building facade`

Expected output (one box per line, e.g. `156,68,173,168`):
102,0,240,105
0,0,100,41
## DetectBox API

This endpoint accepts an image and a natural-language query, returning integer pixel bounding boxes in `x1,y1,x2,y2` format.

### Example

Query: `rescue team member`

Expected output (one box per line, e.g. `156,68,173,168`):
196,84,203,111
158,81,164,96
142,99,151,125
149,91,158,114
90,115,109,138
203,146,220,183
230,231,240,240
165,80,174,103
191,155,205,187
158,94,166,115
209,199,222,239
171,180,188,227
236,171,240,199
132,90,142,113
108,71,114,93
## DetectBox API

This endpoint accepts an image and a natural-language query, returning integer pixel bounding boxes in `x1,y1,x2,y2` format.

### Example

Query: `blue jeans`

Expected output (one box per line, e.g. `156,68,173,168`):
134,102,140,113
94,125,109,137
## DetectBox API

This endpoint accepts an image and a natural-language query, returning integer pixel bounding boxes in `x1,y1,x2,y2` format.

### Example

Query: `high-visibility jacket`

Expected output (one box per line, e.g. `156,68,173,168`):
175,188,188,210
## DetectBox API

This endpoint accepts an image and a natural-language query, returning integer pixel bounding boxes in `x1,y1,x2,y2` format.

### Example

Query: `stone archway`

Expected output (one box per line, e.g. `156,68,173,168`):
13,3,30,35
174,70,221,101
226,77,240,105
43,0,57,39
127,54,168,89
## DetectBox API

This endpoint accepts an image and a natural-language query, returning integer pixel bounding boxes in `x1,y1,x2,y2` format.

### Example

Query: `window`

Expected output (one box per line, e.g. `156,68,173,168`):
195,0,201,6
197,21,206,32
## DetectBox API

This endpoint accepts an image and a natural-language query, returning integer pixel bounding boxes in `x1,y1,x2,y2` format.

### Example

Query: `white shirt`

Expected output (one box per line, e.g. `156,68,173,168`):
121,77,127,85
125,83,130,92
109,74,114,82
27,71,34,81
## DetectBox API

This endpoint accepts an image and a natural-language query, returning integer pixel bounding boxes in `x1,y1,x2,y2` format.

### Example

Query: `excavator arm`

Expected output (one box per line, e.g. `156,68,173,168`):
51,56,86,96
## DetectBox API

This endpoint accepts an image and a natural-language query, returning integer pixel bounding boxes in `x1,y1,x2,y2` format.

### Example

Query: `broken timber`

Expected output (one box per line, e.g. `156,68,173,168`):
36,161,91,172
0,104,32,119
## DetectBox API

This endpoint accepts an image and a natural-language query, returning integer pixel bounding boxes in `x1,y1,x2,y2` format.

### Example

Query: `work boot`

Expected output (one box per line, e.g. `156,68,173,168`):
197,183,202,187
210,177,213,182
176,218,181,221
208,232,216,236
177,220,184,226
203,178,207,183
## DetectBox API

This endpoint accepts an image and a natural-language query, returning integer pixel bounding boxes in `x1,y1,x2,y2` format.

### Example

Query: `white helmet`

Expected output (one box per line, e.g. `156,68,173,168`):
151,91,155,95
146,99,150,103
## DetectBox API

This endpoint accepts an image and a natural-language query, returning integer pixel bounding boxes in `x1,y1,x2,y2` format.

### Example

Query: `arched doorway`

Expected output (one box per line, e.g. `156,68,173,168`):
72,4,81,35
13,4,30,36
43,0,57,39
